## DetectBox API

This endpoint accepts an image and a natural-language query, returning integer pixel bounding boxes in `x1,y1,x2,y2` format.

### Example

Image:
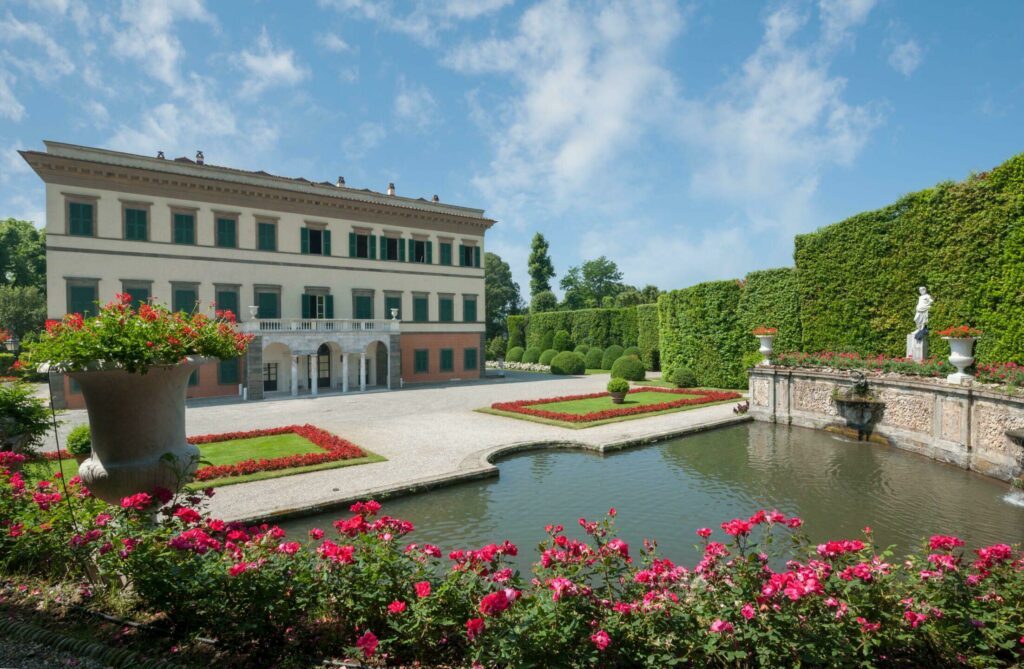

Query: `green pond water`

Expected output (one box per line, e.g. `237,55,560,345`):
280,423,1024,570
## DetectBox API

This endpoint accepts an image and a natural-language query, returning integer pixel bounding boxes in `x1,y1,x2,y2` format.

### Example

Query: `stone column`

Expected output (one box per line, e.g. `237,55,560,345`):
290,355,299,396
359,352,367,391
246,335,264,401
310,354,318,396
342,353,349,393
389,334,401,390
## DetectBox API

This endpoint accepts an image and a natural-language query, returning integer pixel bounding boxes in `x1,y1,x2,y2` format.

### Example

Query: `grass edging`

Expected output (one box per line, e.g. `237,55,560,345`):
185,452,386,489
475,397,741,429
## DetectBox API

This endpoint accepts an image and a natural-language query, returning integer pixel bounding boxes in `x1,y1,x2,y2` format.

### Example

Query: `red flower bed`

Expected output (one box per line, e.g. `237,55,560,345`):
189,424,366,481
492,387,741,423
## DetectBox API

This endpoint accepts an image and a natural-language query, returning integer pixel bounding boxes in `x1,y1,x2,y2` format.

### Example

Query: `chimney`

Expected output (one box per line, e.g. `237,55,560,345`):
336,176,346,187
387,182,396,196
196,150,204,165
432,194,439,202
157,150,165,159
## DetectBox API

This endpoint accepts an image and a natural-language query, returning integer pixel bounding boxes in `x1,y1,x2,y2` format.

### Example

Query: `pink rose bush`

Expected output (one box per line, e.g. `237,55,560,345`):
3,460,1024,667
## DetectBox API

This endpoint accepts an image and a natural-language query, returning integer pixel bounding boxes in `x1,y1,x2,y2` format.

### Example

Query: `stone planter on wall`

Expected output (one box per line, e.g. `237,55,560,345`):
943,336,977,385
756,335,775,366
70,357,208,504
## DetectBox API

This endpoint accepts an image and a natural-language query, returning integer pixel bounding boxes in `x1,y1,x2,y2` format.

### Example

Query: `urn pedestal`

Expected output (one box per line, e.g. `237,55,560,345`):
943,337,976,385
70,357,207,504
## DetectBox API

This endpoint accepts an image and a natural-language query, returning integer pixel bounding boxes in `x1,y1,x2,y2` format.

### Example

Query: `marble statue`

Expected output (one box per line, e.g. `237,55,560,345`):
914,286,933,334
906,286,932,361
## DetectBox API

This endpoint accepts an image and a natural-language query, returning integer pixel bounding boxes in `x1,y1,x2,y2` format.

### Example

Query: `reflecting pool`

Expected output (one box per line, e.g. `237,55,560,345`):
281,423,1024,570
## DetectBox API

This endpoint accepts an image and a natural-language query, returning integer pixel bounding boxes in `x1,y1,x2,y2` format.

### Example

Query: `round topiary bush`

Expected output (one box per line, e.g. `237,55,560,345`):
623,346,641,359
539,349,558,366
550,351,586,375
522,347,543,364
574,344,590,356
601,345,625,370
506,346,525,363
607,377,630,394
610,355,645,381
553,330,572,352
540,331,555,351
585,347,604,369
669,366,698,388
66,424,92,457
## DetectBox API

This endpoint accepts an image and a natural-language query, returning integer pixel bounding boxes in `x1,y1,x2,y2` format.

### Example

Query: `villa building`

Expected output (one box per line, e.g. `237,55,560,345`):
21,141,494,409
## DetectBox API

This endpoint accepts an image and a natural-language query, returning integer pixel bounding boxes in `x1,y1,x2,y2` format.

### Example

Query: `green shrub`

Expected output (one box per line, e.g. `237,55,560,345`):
573,344,590,356
600,345,624,370
659,280,747,389
742,350,764,369
486,336,507,361
637,303,660,371
506,346,525,363
524,307,639,350
553,329,572,352
538,349,558,366
610,355,645,381
0,352,14,374
584,347,604,369
668,366,697,388
607,377,630,393
550,351,585,375
66,424,91,456
540,331,555,351
738,267,801,356
507,315,528,349
623,346,640,358
522,347,542,364
0,381,53,453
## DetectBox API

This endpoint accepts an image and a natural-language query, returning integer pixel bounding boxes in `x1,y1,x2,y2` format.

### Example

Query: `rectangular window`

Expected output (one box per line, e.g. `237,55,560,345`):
124,208,148,241
414,349,429,374
464,347,478,371
68,201,94,236
172,286,198,314
215,217,237,248
439,296,454,322
439,242,452,266
301,227,331,256
440,348,454,372
215,288,240,319
349,232,375,259
385,295,401,320
354,294,373,319
381,236,401,261
257,222,277,251
67,282,98,317
413,295,429,322
256,291,280,319
463,296,478,322
188,369,199,387
410,239,431,263
218,359,240,385
263,363,278,392
459,244,475,267
123,285,150,309
302,293,334,319
173,212,196,245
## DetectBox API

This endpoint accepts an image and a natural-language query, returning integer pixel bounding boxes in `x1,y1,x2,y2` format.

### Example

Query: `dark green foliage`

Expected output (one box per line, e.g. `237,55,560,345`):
506,346,525,363
584,347,604,369
668,366,697,388
530,290,558,313
607,377,630,393
549,351,586,375
66,424,91,456
539,349,558,366
540,331,555,351
0,285,46,340
574,344,590,355
525,307,638,350
559,256,625,309
0,218,46,291
742,351,764,370
507,315,528,349
0,352,13,373
610,355,645,381
659,280,748,389
636,303,660,371
623,346,640,358
527,233,556,297
795,156,1024,363
601,345,624,370
738,268,802,354
486,336,507,361
484,252,524,340
522,347,542,364
553,329,572,352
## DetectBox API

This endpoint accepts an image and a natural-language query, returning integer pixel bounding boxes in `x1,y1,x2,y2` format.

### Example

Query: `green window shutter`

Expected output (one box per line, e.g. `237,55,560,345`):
69,202,94,236
349,232,357,257
464,298,477,322
464,347,478,371
301,294,311,319
398,237,406,262
440,243,452,266
257,222,275,251
125,286,149,308
458,245,466,266
426,241,433,264
257,292,279,319
414,297,428,322
300,227,310,254
474,246,481,267
325,294,334,319
173,289,197,314
188,370,199,387
385,296,401,319
125,209,147,240
440,349,453,372
440,298,453,322
68,285,97,317
323,230,332,256
369,235,377,259
355,295,373,319
218,359,240,385
414,350,429,373
215,290,239,316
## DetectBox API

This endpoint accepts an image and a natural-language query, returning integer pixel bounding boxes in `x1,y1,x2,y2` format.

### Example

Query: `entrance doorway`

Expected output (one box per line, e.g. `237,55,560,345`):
375,341,388,387
317,344,331,388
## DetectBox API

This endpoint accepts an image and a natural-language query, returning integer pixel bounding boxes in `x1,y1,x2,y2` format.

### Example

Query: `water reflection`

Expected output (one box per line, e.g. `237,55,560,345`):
280,423,1024,572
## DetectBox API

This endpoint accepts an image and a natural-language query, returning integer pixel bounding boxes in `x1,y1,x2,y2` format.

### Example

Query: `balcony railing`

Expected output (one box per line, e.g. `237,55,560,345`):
242,318,400,334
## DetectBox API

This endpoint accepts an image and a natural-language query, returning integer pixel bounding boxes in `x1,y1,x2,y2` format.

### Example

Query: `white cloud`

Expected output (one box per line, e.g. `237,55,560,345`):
888,39,922,77
317,32,353,53
0,13,75,81
342,121,387,159
85,100,110,124
818,0,876,49
237,27,310,99
394,77,438,130
0,70,25,121
318,0,511,45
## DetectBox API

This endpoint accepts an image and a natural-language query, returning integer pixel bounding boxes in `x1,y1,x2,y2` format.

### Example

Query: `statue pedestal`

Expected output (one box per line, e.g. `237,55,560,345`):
906,332,928,362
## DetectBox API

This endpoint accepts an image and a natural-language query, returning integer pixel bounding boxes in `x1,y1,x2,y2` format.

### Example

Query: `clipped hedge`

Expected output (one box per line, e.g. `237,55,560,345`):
540,332,555,351
623,346,640,358
574,344,590,356
522,347,542,364
524,308,638,351
584,347,604,369
738,268,802,355
636,303,660,371
553,330,572,352
506,346,525,363
659,280,748,389
507,315,528,349
610,355,645,381
795,154,1024,363
601,345,624,370
549,351,585,375
539,349,558,366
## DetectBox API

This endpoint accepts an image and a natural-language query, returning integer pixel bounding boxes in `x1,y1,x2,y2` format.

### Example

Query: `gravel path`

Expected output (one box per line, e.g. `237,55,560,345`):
0,637,110,668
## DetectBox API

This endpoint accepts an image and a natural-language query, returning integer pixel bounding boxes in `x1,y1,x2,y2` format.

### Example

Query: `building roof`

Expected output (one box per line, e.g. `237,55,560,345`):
23,141,495,225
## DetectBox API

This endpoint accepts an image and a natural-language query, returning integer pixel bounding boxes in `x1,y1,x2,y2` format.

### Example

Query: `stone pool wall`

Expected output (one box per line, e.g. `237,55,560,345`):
748,367,1024,482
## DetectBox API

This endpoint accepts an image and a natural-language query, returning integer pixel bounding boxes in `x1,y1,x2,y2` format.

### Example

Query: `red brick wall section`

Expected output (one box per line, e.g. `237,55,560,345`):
61,360,241,409
401,332,483,384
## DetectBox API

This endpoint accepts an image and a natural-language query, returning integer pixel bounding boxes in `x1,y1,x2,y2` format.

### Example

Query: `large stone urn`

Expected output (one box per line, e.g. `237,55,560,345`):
755,335,775,366
943,336,977,385
69,357,207,504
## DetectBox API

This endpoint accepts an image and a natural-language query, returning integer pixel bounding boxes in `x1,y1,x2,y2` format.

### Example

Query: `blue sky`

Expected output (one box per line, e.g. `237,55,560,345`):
2,0,1023,296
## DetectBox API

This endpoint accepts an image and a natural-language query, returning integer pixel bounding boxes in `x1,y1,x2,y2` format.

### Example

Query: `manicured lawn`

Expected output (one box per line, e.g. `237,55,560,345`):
631,378,673,388
532,391,701,414
199,433,320,466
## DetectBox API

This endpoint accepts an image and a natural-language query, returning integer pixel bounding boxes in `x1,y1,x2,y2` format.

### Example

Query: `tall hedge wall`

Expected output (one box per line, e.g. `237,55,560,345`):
658,280,748,389
795,154,1024,363
738,268,802,354
525,307,639,350
636,304,660,370
507,315,528,349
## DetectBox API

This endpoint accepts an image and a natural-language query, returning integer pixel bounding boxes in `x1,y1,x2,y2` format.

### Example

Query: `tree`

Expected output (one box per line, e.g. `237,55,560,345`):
527,233,555,298
0,286,46,340
0,219,46,291
640,284,660,304
483,252,523,340
559,256,624,309
530,290,558,313
614,288,644,308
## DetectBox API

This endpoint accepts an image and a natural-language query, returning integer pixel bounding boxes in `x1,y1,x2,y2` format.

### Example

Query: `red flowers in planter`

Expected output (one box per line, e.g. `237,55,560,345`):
491,388,741,423
937,325,983,338
752,327,778,336
189,424,366,482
